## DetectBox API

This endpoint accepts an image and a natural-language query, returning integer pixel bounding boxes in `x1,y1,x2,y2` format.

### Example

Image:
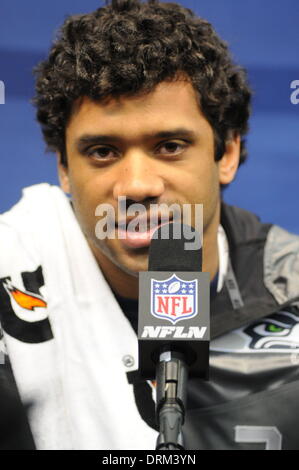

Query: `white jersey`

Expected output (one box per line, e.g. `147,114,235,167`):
0,183,157,450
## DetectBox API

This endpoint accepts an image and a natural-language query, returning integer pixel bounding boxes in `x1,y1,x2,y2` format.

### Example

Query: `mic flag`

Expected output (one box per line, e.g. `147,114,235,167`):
138,223,210,379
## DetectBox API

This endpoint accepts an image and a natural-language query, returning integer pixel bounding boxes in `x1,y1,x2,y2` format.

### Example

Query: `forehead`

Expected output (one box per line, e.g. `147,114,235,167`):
66,79,212,139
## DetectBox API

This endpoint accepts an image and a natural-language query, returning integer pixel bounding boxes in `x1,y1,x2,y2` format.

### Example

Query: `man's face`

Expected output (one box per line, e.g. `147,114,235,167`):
60,79,238,279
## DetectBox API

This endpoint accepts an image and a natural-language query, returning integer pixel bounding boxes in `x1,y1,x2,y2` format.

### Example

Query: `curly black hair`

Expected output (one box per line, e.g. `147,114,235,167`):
33,0,251,168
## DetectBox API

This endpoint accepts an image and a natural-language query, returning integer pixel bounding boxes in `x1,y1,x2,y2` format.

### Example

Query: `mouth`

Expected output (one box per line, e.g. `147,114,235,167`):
116,218,172,249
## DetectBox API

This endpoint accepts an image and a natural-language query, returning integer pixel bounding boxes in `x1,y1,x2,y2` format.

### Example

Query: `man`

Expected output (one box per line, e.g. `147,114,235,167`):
0,0,299,450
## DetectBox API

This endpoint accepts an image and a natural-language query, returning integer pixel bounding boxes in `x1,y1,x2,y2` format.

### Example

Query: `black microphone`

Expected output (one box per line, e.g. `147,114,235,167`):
138,222,210,450
138,222,210,380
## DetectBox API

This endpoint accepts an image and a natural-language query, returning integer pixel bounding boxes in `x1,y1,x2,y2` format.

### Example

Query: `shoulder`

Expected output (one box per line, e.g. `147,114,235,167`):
0,184,69,276
0,183,66,226
264,224,299,305
221,202,299,305
220,202,272,244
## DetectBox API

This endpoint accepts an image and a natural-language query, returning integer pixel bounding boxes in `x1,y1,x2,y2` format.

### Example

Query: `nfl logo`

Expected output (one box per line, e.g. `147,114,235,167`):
151,274,198,324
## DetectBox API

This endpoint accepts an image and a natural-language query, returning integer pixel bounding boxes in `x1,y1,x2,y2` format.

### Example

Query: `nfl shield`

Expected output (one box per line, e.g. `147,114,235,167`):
151,274,198,324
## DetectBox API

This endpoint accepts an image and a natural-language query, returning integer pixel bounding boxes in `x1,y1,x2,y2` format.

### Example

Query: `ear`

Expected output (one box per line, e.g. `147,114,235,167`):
57,153,70,194
218,133,241,185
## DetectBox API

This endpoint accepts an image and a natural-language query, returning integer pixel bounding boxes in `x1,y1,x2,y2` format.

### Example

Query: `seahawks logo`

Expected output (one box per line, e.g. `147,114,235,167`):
244,309,299,350
211,308,299,353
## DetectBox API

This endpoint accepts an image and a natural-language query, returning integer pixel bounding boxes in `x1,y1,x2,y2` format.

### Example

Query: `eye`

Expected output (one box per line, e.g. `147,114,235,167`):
158,141,188,156
253,322,288,337
86,146,117,160
265,324,284,333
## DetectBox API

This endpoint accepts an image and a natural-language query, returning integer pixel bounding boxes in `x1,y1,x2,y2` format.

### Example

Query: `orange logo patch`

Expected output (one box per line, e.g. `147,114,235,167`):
6,286,47,311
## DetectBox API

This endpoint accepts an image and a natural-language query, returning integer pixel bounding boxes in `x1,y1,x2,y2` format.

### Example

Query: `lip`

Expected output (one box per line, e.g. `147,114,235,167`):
117,221,170,249
117,213,172,227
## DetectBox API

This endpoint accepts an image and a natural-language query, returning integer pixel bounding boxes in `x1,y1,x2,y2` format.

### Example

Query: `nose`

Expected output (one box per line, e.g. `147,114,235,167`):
113,151,165,203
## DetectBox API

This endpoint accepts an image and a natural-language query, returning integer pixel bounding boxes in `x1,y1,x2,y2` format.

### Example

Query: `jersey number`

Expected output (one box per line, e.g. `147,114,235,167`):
235,426,282,450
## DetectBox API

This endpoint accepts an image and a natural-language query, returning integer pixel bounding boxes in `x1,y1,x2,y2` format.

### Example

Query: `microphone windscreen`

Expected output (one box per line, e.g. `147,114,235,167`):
148,223,202,272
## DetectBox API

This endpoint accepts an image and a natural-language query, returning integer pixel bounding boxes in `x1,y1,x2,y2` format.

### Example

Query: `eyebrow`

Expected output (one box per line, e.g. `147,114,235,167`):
75,128,197,151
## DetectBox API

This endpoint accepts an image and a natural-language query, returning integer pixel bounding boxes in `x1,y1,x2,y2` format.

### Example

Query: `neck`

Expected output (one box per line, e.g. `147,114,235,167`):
93,249,141,299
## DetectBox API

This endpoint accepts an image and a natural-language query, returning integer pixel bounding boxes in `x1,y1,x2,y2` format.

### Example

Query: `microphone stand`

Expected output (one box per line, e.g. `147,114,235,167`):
155,351,188,450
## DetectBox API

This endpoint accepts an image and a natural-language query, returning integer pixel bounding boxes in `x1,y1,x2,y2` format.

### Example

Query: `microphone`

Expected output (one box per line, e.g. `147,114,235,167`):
138,222,210,449
138,222,210,380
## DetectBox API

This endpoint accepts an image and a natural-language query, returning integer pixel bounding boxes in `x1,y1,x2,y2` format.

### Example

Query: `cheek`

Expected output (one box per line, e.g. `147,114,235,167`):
67,174,97,230
69,166,105,206
68,169,116,241
177,158,219,200
176,158,220,229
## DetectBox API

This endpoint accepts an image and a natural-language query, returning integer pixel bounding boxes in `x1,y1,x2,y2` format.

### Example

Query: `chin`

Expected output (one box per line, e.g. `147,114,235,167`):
116,254,149,277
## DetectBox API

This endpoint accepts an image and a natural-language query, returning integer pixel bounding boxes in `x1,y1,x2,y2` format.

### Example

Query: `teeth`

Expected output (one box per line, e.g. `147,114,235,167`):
126,227,151,233
118,219,171,231
127,231,149,239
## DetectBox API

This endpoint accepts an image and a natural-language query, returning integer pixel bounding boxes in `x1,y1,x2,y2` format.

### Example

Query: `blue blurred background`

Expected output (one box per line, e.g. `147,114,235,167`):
0,0,298,232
